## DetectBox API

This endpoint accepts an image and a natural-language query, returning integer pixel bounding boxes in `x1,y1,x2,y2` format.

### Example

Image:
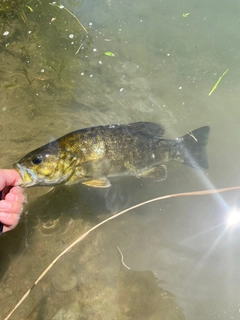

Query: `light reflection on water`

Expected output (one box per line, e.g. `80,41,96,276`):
1,0,240,319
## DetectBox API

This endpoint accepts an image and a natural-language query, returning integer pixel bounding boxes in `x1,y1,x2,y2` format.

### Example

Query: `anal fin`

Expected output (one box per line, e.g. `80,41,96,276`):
139,165,167,181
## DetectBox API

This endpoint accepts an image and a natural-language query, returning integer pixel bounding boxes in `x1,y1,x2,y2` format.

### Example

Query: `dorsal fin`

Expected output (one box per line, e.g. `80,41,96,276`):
128,122,165,137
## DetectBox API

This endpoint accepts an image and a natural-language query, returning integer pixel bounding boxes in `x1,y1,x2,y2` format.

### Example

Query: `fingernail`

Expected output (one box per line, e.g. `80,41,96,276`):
0,201,11,210
11,186,23,194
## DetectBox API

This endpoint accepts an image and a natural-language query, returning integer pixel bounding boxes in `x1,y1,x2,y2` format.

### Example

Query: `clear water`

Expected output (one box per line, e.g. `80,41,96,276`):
1,0,240,319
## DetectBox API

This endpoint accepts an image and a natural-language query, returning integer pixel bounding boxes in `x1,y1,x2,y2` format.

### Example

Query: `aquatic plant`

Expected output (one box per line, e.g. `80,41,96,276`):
0,0,33,23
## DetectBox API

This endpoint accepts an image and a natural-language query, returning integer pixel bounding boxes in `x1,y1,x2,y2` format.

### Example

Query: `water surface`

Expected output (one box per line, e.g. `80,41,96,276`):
1,0,240,319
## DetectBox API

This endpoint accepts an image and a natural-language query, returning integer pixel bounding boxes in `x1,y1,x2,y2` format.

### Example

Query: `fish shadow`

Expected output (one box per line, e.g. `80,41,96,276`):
25,178,134,225
0,178,136,279
117,248,186,320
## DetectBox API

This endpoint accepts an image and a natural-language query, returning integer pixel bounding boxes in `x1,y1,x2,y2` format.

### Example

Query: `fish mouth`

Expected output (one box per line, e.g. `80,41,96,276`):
13,163,38,187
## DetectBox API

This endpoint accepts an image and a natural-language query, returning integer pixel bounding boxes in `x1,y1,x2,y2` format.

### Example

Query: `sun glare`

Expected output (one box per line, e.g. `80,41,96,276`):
226,208,240,228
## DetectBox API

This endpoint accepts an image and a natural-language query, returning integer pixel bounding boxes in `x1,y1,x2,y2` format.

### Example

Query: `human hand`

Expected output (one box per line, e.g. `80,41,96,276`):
0,169,25,234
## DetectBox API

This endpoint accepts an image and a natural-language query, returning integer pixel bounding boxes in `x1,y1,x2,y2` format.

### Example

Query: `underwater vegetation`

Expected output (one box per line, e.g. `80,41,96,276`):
0,0,34,23
0,0,90,105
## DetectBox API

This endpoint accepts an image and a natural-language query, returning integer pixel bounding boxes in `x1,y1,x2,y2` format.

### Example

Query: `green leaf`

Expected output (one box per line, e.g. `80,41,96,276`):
4,83,19,89
25,5,33,12
208,69,229,96
104,52,115,57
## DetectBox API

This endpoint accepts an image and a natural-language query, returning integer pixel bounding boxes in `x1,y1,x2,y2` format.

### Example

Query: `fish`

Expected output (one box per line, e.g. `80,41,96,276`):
13,122,210,188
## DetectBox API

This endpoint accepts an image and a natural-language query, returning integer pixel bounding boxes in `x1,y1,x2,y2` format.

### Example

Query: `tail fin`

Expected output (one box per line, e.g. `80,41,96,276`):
179,126,210,169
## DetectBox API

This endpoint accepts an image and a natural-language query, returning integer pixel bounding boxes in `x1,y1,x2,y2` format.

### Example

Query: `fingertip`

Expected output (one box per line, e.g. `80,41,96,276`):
10,187,27,204
11,169,24,186
10,186,25,195
0,212,20,227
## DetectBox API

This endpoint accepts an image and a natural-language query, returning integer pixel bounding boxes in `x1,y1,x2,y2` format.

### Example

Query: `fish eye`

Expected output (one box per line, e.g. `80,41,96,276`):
31,156,43,165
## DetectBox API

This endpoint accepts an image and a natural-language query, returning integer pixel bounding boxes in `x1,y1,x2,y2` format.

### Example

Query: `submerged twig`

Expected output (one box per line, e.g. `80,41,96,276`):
4,185,240,320
75,43,83,55
63,5,88,34
49,2,87,54
117,247,131,270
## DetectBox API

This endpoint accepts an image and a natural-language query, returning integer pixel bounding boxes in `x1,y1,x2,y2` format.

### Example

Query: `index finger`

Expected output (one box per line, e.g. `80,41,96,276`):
0,169,23,190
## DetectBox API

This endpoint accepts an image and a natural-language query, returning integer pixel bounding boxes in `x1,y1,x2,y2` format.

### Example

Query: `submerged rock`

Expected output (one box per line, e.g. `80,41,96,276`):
52,302,81,320
51,261,78,292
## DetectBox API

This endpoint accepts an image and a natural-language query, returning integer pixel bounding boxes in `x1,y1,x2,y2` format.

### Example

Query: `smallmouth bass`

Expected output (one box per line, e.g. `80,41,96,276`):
13,122,210,188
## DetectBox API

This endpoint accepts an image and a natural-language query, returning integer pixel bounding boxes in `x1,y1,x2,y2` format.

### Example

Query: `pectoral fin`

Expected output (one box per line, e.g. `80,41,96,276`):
65,158,111,186
82,177,111,188
139,165,167,181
